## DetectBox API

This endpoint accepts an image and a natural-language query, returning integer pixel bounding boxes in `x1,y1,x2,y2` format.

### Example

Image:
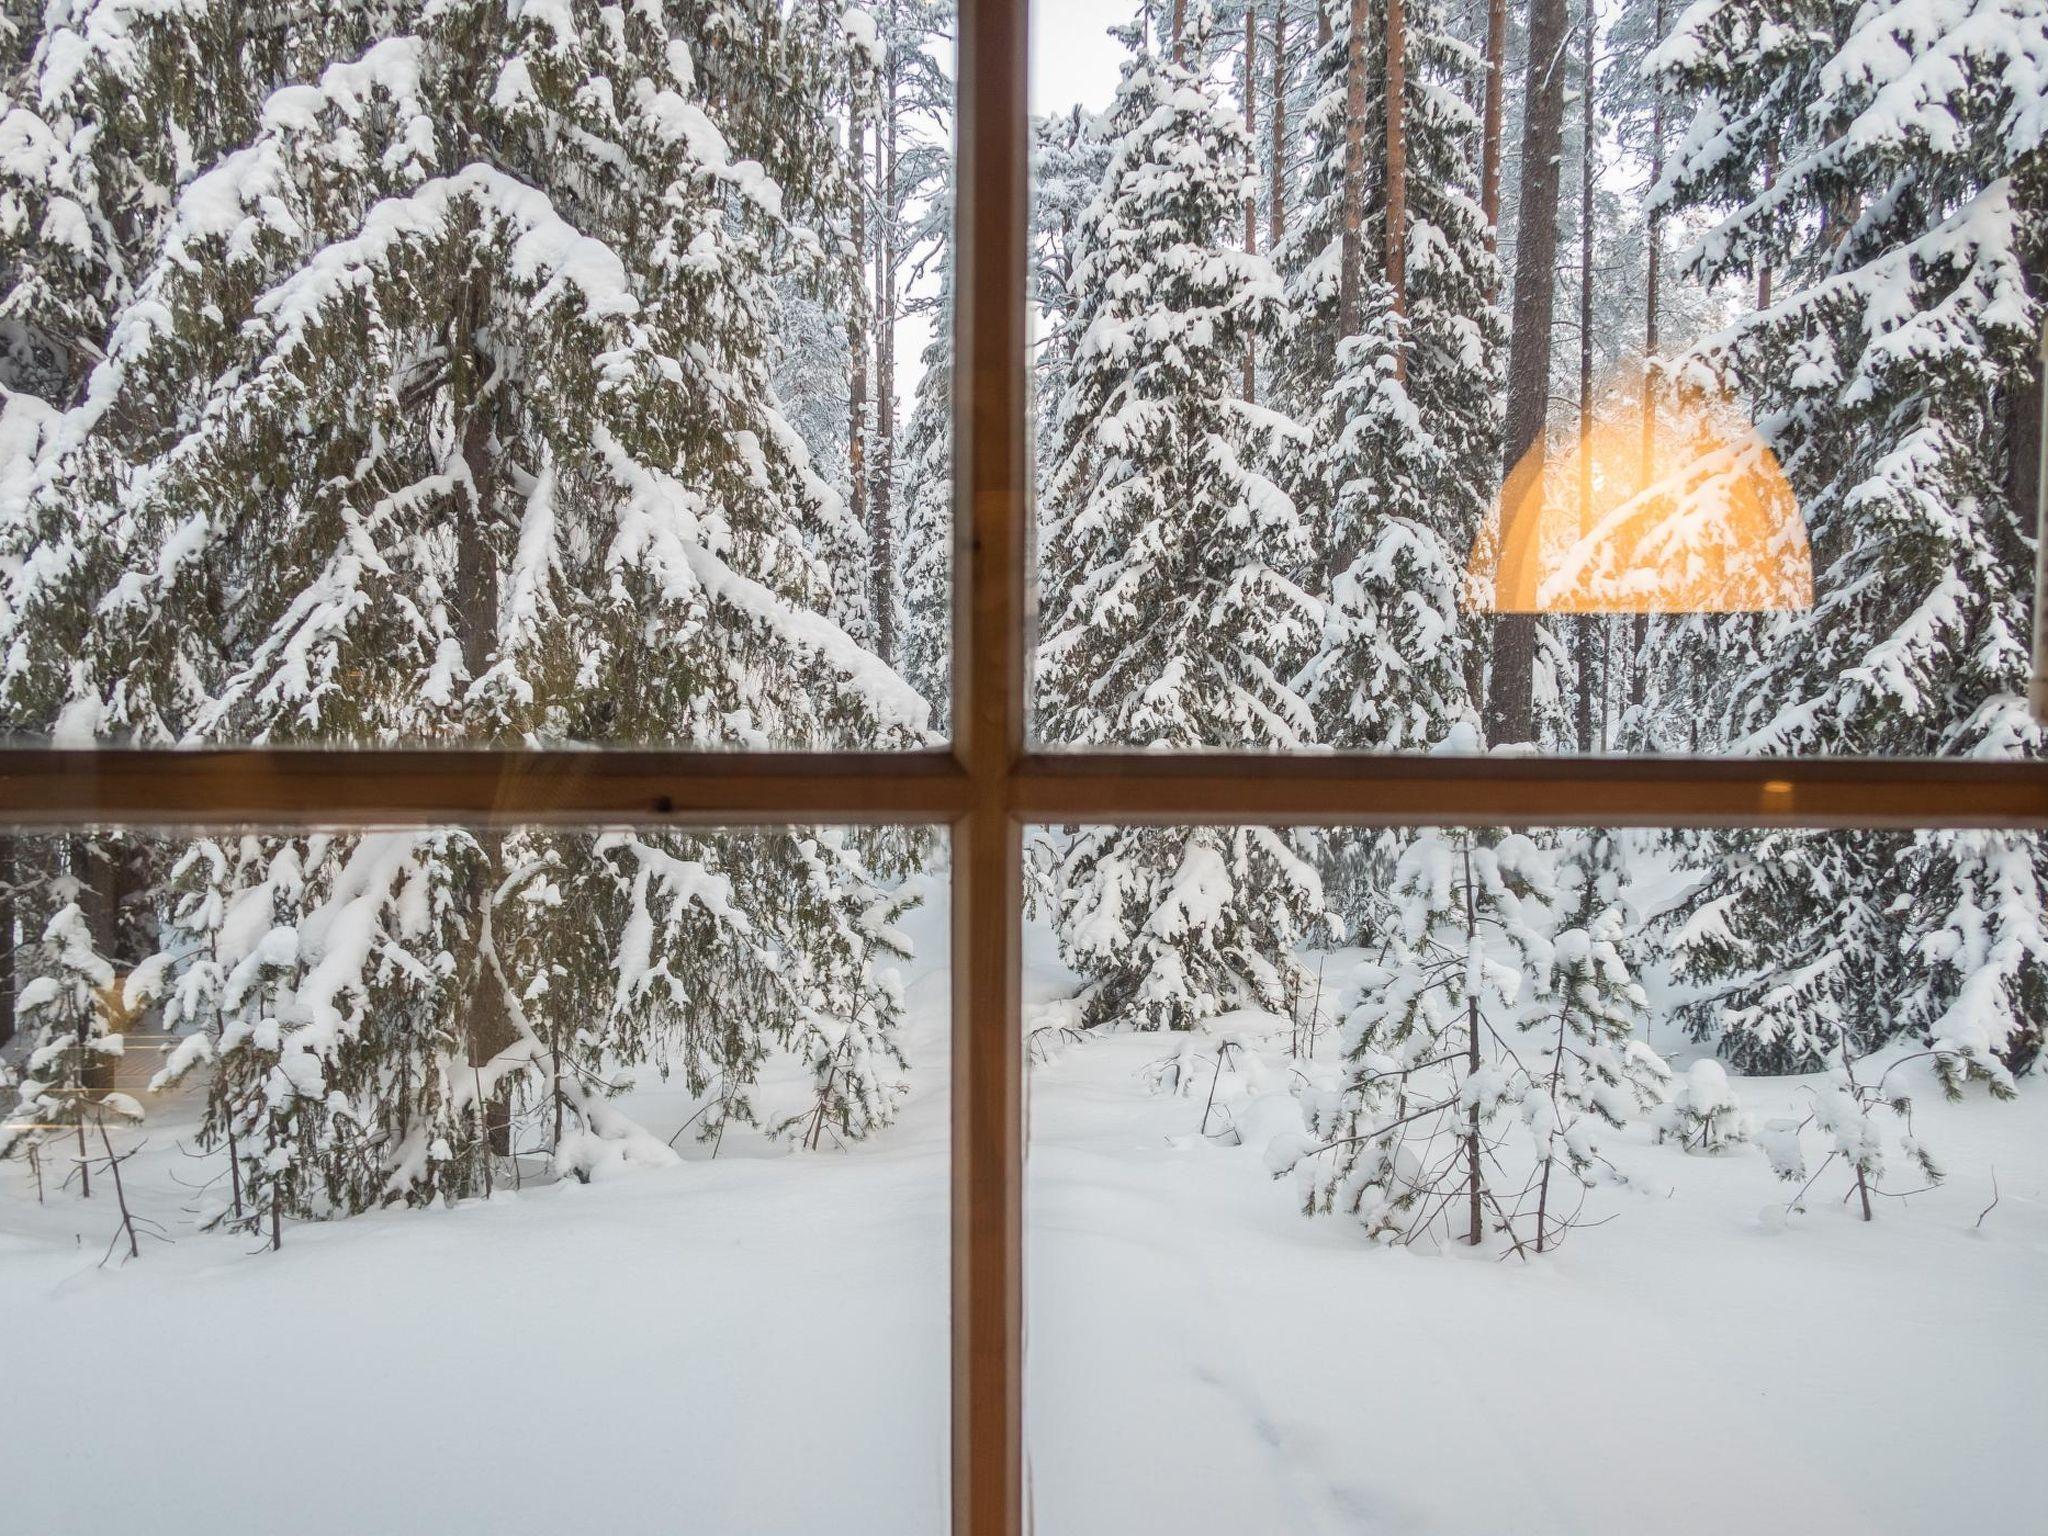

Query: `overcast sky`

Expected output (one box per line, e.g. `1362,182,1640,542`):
891,1,1130,407
1029,0,1130,115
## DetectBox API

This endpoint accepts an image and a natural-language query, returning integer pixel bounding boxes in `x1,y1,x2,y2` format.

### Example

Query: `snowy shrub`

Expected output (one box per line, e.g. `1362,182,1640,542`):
1761,1050,1943,1222
1650,1059,1753,1153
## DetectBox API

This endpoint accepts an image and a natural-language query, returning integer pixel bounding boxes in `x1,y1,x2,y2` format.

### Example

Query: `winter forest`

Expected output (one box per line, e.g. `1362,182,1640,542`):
0,0,2044,1532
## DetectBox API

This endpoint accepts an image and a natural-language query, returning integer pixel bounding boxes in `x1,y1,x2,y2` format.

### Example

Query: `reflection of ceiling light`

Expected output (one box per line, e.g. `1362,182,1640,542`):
1466,389,1813,615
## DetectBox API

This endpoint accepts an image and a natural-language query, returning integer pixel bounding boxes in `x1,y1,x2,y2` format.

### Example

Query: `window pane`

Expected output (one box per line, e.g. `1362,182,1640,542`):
0,3,954,748
0,824,948,1532
1027,0,2039,760
1025,820,2042,1534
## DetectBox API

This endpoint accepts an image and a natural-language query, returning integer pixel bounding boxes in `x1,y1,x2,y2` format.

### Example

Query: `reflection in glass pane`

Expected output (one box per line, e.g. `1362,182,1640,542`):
0,826,948,1533
1027,0,2039,759
0,3,953,748
1026,821,2044,1535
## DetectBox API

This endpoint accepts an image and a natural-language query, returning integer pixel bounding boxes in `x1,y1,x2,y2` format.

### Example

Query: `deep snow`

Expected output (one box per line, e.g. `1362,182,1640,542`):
1,877,2042,1535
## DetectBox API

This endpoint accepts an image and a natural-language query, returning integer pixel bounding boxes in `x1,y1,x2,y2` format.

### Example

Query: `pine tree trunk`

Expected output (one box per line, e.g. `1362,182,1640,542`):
1336,0,1370,344
1480,0,1507,277
1327,0,1372,590
1171,0,1187,59
452,279,518,1160
1243,1,1259,401
76,838,115,1097
1757,150,1776,310
1385,0,1408,382
1270,0,1287,255
1485,0,1570,748
1462,839,1483,1247
1632,0,1666,724
2011,315,2043,552
848,100,869,645
0,835,14,1051
1574,0,1597,753
872,34,899,666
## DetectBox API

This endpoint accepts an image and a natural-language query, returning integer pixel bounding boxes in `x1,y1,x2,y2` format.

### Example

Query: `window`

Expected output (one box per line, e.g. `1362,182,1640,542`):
1,3,2041,1534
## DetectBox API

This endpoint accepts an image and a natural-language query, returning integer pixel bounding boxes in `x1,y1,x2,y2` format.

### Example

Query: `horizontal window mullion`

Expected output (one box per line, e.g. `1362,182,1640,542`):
2,747,2044,830
1006,753,2048,830
0,748,972,829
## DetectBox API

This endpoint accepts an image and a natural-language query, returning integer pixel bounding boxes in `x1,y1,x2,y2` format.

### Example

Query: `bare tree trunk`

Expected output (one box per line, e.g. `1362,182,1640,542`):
1243,1,1259,401
0,835,14,1051
1385,0,1409,382
1325,0,1372,591
1270,0,1288,254
872,28,899,665
1336,0,1370,342
99,1118,139,1261
1171,0,1187,59
1461,840,1483,1247
1574,0,1597,753
848,99,870,644
2011,316,2043,553
74,838,115,1099
452,279,517,1160
1485,0,1571,748
1757,150,1776,310
1481,0,1507,280
1632,0,1666,724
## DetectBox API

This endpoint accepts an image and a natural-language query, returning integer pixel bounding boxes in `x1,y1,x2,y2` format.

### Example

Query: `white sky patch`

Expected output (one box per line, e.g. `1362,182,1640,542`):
1030,0,1130,115
894,2,1125,408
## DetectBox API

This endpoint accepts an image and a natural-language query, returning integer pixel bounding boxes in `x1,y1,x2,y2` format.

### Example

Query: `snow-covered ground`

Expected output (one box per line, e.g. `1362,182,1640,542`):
1,878,2042,1535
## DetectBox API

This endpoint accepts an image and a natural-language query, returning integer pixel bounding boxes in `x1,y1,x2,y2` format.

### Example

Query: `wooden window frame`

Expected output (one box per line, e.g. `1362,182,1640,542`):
0,4,2042,1532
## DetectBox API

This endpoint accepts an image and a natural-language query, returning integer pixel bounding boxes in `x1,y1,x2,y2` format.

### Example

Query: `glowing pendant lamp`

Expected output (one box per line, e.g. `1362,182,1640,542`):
1466,388,1813,616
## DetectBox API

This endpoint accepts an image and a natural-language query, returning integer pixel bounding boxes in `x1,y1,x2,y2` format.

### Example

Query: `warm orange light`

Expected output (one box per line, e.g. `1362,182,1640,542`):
1466,386,1813,615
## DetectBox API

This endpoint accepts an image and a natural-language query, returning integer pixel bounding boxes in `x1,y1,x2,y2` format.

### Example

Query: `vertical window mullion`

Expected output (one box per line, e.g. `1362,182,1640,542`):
951,0,1032,1532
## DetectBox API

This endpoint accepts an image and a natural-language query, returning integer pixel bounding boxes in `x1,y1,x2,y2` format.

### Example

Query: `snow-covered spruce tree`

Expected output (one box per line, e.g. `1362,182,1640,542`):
1286,4,1499,753
0,899,155,1197
897,200,952,729
1296,289,1480,752
1277,0,1501,918
1274,0,1502,595
1037,15,1324,1031
1651,1,2048,1079
8,1,927,1220
1294,764,1668,1252
1029,104,1111,502
0,0,406,404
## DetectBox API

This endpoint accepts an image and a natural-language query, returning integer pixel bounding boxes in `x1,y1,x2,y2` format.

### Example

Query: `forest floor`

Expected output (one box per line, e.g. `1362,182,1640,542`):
0,875,2042,1535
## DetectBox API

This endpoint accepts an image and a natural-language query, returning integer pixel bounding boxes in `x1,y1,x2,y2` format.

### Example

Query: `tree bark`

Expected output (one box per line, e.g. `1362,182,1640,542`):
74,838,116,1097
1243,0,1259,401
1336,0,1370,342
1481,0,1507,278
1386,0,1408,382
1757,150,1776,311
1270,0,1288,254
1633,0,1666,724
848,97,870,648
1486,0,1570,748
1462,840,1483,1247
0,835,13,1050
452,276,518,1159
1575,0,1597,753
872,24,899,665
